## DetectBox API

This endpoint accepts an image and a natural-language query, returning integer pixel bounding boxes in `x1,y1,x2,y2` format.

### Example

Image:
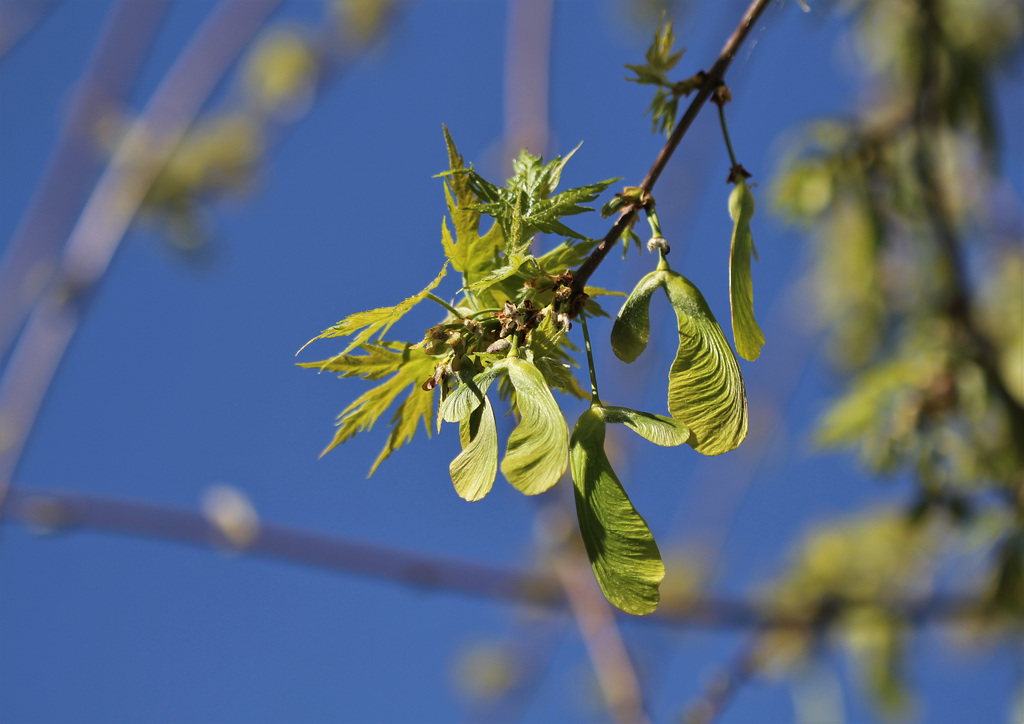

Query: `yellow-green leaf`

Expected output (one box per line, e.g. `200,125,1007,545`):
528,315,588,401
440,216,462,270
369,382,434,475
302,263,449,356
440,127,505,288
297,342,409,380
729,180,765,361
450,396,499,501
499,358,569,495
465,252,530,295
583,286,627,299
536,237,600,276
814,356,933,449
318,347,437,469
443,124,480,239
570,407,665,615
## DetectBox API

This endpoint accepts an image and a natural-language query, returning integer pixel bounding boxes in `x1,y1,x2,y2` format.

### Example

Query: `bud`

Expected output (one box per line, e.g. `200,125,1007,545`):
422,324,449,355
647,236,670,255
486,338,511,354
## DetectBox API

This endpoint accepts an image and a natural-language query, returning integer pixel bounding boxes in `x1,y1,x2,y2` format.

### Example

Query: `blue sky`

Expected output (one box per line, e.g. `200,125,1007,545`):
1,1,1022,722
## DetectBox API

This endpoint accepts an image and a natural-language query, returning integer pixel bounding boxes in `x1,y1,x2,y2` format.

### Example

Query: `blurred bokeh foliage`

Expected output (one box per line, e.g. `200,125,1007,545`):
769,0,1024,714
114,0,394,257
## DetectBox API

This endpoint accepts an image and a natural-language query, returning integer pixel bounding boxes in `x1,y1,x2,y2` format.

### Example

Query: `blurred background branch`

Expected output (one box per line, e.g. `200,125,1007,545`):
0,486,993,629
0,0,283,502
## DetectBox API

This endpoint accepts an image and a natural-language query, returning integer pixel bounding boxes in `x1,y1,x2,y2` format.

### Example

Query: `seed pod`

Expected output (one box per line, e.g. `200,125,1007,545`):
611,266,747,455
570,407,664,615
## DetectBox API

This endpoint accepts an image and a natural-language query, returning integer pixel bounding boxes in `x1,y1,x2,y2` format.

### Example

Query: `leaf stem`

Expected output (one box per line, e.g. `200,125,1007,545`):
425,293,465,319
717,101,739,170
469,307,502,319
645,203,664,239
656,248,671,272
579,313,601,404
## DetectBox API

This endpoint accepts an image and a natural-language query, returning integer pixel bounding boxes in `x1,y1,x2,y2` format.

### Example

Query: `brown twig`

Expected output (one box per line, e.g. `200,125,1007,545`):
571,0,775,294
1,486,562,605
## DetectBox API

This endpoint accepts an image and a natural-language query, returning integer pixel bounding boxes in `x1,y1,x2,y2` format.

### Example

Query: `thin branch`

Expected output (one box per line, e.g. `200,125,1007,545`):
580,313,602,402
1,486,562,605
681,636,761,724
0,0,171,362
0,487,991,631
0,0,282,502
553,550,649,724
503,0,553,161
0,0,62,59
572,0,774,294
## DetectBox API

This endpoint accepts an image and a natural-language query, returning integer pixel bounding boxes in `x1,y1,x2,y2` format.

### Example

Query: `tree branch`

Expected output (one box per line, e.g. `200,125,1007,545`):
0,487,990,631
681,636,762,724
1,486,562,605
0,0,171,362
0,0,62,60
0,0,282,503
553,549,649,723
572,0,774,294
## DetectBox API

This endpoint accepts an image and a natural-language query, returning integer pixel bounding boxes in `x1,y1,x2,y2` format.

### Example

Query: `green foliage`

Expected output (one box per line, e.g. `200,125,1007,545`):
303,104,760,608
570,406,666,615
598,406,690,447
461,145,618,249
440,125,505,287
758,510,942,716
625,15,698,137
814,348,941,456
302,128,610,483
526,315,589,401
609,268,658,364
298,343,437,469
728,180,765,361
611,255,748,455
439,365,506,429
763,0,1024,716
